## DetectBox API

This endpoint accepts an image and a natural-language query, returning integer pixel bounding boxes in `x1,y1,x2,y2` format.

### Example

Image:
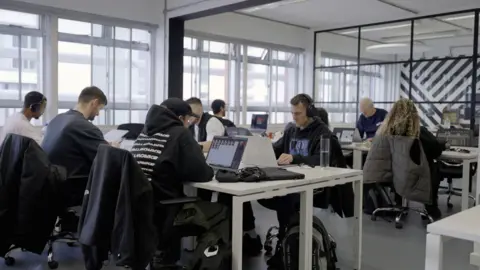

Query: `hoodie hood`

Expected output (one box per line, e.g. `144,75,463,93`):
144,105,183,135
293,117,330,137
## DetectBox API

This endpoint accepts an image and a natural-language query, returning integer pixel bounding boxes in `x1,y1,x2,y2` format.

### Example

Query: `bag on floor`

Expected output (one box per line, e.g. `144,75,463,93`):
281,214,337,270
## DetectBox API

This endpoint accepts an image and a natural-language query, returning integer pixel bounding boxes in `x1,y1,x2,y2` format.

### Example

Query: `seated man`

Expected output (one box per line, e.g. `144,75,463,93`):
284,106,329,131
0,91,46,146
211,99,236,131
259,94,348,266
357,97,388,140
186,97,262,256
130,98,215,267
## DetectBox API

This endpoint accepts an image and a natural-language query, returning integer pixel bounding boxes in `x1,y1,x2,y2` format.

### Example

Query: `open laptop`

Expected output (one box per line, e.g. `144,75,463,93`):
206,136,248,172
240,136,278,168
333,127,355,145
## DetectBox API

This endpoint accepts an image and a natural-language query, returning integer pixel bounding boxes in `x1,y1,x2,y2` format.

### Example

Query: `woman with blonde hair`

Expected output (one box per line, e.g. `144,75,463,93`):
364,99,445,220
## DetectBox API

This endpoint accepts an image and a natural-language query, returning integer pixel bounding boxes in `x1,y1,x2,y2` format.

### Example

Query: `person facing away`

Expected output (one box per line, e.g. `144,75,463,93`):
131,98,214,200
0,91,47,146
186,97,263,256
363,98,444,220
42,86,109,179
357,97,388,139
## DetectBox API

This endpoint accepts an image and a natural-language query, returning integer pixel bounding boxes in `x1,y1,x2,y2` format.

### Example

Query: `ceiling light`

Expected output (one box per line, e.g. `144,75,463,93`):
444,14,474,21
366,43,430,55
241,0,308,13
383,31,458,43
340,23,412,35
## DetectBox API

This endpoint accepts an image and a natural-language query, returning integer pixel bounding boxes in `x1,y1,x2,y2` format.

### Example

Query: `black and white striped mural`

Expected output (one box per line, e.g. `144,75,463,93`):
400,58,480,127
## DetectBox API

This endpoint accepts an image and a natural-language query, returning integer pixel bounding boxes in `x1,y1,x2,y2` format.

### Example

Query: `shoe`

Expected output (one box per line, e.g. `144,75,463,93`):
243,234,262,257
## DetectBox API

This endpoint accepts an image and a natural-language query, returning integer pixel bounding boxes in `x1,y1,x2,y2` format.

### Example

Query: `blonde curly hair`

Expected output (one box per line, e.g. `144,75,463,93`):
377,98,420,138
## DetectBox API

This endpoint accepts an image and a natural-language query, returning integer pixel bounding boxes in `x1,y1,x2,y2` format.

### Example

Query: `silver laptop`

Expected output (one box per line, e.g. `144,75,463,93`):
206,136,248,172
333,128,355,145
239,136,278,168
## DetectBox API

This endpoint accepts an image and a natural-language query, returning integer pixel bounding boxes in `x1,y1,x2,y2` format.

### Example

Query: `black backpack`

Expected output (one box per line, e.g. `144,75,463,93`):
281,214,338,270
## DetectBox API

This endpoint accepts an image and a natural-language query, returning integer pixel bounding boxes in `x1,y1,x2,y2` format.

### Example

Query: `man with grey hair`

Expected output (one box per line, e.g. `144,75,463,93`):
356,97,388,139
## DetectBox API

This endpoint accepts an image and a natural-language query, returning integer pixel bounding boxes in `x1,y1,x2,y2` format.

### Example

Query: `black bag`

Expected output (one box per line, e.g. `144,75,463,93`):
281,214,337,270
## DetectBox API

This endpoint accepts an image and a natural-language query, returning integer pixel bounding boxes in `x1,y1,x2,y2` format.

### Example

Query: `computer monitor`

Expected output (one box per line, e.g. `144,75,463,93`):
206,136,248,171
251,114,269,131
442,109,460,125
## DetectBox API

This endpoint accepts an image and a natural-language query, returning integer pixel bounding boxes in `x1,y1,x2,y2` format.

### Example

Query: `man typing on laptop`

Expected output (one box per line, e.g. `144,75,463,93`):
259,94,350,268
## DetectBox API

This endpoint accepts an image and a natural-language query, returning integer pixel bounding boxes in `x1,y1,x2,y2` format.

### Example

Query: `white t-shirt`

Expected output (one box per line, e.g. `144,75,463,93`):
206,117,225,141
0,112,42,146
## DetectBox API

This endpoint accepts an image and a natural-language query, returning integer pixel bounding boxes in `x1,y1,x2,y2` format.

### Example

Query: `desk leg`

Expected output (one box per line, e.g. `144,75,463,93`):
231,196,243,270
425,234,443,270
461,160,470,211
353,149,363,170
299,189,313,270
353,179,363,270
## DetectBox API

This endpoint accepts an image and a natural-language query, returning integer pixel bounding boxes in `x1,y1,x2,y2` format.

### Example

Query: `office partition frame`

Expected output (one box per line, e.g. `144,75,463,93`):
313,9,480,130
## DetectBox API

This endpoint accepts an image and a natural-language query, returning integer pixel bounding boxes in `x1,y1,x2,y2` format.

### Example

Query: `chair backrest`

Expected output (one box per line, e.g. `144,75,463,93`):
436,128,473,147
117,123,144,140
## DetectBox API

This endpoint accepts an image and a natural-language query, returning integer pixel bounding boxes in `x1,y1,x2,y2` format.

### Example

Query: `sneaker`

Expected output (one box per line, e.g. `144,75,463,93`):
243,234,262,257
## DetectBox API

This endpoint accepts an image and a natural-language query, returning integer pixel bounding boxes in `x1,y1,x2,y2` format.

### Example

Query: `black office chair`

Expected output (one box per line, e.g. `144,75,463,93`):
436,128,477,208
117,123,144,140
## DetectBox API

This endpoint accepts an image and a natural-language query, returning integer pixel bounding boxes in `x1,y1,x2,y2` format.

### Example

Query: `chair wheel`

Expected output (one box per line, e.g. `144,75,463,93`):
371,215,377,221
447,203,453,209
67,242,75,247
48,260,59,269
4,257,15,266
395,222,403,229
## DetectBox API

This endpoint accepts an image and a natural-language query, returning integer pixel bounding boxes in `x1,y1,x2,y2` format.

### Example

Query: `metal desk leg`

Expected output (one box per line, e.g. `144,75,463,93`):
299,189,313,270
353,149,363,170
353,179,363,270
425,234,443,270
461,160,470,211
231,196,243,270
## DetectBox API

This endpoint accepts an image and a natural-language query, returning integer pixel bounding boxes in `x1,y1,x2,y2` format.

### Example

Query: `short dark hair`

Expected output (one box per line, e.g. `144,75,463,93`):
23,91,46,109
290,94,313,106
186,97,202,106
316,107,329,126
78,86,107,105
211,99,226,114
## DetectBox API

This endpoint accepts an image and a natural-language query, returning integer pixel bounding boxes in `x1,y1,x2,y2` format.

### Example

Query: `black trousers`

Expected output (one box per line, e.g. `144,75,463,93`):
197,189,256,231
258,194,299,238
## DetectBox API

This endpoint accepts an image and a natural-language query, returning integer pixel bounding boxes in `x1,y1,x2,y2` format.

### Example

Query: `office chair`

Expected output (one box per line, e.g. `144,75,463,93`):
370,184,434,229
436,129,477,209
117,123,144,140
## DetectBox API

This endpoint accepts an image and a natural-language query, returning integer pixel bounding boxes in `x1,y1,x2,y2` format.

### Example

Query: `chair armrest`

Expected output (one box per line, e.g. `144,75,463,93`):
158,197,200,206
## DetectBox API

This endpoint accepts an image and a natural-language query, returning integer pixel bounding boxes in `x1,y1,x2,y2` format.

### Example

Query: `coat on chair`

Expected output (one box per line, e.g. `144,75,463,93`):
0,134,67,255
363,135,432,204
78,145,156,270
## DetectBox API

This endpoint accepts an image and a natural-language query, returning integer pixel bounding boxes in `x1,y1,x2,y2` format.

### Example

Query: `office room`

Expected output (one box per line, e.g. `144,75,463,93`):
0,0,480,270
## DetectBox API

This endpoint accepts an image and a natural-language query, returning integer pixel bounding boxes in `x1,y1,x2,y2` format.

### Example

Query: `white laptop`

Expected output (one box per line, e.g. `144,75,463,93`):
237,136,278,169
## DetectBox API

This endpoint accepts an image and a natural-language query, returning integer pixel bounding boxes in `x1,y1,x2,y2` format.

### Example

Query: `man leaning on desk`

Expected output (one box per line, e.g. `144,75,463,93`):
259,93,354,268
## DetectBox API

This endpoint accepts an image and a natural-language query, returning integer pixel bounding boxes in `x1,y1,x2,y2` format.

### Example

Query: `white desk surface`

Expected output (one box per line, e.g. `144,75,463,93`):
342,144,478,160
427,205,480,243
190,167,362,196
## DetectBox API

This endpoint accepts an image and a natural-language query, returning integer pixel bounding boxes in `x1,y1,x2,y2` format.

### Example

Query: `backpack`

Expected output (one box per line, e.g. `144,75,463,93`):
281,214,338,270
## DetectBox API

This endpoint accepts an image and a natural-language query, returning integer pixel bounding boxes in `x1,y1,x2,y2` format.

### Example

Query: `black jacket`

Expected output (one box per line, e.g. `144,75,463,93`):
214,116,236,129
0,134,66,255
131,105,214,201
274,118,354,217
78,145,156,270
189,112,211,142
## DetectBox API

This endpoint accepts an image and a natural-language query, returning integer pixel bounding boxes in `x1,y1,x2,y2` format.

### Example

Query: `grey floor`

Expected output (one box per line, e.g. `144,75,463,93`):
0,196,476,270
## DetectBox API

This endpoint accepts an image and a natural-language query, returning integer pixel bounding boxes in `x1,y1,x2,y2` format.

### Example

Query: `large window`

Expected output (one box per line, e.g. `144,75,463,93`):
58,19,151,125
314,11,480,129
0,9,43,125
184,35,303,125
0,6,154,127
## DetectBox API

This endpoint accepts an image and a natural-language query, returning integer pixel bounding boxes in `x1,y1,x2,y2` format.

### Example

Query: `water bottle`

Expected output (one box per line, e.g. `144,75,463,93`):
319,135,330,168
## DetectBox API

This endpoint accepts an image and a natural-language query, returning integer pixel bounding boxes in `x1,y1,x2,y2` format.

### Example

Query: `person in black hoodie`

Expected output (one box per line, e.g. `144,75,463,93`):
259,94,351,268
131,98,214,268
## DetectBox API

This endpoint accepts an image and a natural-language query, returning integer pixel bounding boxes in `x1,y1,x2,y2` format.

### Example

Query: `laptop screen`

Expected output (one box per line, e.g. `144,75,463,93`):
206,136,248,171
333,128,355,144
251,114,269,130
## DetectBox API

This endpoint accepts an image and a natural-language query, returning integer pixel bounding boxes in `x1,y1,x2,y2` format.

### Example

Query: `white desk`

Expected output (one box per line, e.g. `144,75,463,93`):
342,144,478,211
425,205,480,270
191,166,364,270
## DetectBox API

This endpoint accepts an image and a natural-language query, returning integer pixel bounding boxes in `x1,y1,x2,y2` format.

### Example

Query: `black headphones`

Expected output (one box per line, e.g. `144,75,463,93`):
297,93,316,117
30,96,46,113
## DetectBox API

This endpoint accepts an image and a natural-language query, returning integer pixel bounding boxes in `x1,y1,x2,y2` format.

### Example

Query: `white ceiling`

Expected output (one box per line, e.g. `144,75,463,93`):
239,0,480,30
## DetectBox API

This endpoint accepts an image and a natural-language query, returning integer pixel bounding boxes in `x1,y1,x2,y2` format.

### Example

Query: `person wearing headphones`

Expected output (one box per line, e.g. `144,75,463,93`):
259,93,348,268
0,91,46,145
